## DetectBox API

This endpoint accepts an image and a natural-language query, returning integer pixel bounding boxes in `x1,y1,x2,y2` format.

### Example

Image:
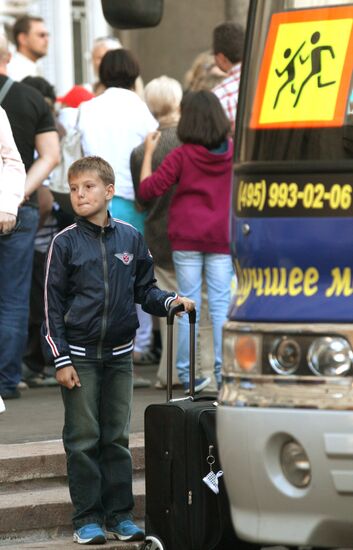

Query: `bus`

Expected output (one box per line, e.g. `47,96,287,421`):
217,0,353,547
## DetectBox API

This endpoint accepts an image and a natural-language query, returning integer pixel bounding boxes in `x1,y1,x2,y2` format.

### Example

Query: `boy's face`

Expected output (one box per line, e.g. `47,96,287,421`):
69,170,114,225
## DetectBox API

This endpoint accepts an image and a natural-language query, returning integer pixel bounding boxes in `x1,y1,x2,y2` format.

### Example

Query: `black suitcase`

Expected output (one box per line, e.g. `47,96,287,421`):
142,304,239,550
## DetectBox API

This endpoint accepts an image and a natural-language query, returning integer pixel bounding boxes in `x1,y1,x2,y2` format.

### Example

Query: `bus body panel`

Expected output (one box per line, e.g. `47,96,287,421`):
232,215,353,322
218,1,353,546
217,405,353,548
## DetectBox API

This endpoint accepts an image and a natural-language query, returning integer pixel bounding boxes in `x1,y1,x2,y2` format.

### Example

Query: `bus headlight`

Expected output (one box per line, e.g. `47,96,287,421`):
307,337,353,376
234,335,258,372
280,440,311,488
269,337,301,374
222,331,261,375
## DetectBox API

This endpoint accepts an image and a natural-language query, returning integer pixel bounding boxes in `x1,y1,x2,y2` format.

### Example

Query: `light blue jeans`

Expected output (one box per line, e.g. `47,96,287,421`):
172,251,234,385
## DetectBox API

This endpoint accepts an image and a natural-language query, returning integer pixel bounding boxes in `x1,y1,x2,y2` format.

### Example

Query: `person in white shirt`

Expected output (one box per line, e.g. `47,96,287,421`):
0,104,26,411
78,48,158,370
0,105,25,232
85,36,144,98
78,48,157,230
7,16,49,81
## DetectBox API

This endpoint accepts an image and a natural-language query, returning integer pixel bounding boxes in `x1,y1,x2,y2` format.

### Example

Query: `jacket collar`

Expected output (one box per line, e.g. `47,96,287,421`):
76,211,115,236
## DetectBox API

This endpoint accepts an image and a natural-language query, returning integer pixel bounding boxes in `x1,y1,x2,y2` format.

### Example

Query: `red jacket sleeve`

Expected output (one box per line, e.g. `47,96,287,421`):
138,147,182,201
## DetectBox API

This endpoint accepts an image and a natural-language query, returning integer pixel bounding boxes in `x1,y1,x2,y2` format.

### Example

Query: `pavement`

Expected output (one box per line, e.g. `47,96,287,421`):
0,364,291,550
0,364,185,445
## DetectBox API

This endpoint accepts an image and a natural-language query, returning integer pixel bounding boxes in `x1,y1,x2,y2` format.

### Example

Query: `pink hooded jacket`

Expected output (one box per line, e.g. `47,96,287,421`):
139,139,233,254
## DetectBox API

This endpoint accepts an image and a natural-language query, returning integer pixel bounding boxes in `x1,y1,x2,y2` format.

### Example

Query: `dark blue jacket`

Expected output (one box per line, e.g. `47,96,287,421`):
43,215,177,370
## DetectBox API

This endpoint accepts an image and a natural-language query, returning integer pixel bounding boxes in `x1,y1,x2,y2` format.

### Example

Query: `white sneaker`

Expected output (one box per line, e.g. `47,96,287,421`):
0,396,6,414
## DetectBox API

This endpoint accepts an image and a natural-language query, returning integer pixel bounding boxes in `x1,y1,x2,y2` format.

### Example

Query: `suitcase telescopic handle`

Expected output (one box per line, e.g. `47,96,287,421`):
166,304,196,402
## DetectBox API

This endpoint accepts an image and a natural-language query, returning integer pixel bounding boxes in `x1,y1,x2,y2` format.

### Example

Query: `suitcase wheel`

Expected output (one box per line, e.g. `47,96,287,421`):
141,534,165,550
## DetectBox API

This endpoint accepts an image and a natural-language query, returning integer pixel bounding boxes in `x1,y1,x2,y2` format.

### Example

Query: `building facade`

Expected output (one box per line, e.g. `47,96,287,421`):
0,0,249,95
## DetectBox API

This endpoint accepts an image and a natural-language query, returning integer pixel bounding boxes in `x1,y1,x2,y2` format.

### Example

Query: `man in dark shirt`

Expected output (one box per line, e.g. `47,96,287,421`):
0,34,60,399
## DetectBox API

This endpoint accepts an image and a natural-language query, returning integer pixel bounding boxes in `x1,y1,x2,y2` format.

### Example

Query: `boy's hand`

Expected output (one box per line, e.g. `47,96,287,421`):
145,131,161,154
170,296,196,316
55,365,81,389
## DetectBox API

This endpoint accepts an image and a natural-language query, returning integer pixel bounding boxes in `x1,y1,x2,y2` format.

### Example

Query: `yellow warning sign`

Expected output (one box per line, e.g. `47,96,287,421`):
250,6,353,128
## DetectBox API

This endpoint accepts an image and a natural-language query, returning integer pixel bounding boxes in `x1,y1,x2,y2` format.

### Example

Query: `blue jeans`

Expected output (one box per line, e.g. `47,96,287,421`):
172,251,233,385
0,206,39,393
61,353,134,529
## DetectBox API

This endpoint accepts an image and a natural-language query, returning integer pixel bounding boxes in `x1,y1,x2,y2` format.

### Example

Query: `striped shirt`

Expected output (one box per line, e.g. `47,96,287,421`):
34,213,58,254
212,62,241,132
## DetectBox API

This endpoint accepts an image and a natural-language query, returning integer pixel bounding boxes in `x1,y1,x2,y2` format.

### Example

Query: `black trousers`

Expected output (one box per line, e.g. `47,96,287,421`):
23,250,46,373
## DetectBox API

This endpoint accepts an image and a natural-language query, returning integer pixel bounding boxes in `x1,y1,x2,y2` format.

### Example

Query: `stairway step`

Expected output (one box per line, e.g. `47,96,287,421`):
0,535,144,548
0,478,145,535
0,433,145,484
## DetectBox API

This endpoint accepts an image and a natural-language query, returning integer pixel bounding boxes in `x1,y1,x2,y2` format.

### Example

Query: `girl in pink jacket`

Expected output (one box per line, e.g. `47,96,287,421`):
139,90,234,392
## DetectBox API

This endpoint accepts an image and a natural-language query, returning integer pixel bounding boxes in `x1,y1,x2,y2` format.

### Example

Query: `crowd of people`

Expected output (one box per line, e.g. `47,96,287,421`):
0,14,244,544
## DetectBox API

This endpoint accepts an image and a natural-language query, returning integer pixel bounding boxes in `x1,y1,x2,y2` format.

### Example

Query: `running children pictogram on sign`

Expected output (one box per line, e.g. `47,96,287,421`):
250,6,353,128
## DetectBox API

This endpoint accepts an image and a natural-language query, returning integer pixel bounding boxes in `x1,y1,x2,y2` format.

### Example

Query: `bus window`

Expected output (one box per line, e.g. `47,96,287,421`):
238,0,353,163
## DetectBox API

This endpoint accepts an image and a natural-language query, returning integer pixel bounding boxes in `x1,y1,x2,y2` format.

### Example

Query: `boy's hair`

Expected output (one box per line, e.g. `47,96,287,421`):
177,90,230,149
68,156,115,187
213,22,245,64
13,16,44,47
99,48,140,90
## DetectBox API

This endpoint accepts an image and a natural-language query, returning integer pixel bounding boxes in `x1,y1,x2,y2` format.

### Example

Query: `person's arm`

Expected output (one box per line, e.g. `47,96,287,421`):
138,137,181,201
25,131,60,198
37,186,54,228
134,233,195,316
130,145,145,197
130,145,148,211
0,212,16,234
140,131,160,181
43,235,81,390
0,107,25,232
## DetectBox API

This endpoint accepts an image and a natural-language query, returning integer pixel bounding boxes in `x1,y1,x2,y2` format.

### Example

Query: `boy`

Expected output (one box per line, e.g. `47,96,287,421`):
43,156,194,545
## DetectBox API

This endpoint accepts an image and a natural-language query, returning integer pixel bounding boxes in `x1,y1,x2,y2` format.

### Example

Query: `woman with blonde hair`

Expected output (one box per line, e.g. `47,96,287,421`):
184,50,226,93
144,75,182,127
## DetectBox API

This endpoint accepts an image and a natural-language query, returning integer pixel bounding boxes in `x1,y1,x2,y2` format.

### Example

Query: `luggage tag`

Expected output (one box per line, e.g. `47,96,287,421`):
203,445,223,494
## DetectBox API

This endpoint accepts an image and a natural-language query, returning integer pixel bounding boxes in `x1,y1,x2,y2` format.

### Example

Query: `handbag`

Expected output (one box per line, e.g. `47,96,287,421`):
49,109,83,194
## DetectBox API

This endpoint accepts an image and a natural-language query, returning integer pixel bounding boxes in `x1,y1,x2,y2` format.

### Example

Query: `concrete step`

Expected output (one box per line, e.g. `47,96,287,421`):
0,477,145,537
0,534,144,548
0,433,146,546
0,432,145,485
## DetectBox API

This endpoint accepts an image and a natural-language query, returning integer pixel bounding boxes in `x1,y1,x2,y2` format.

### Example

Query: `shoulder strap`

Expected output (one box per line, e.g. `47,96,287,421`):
75,106,81,129
0,78,14,105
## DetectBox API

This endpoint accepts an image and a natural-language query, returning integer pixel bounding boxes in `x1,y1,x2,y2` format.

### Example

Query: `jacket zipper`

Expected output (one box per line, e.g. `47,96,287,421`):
97,228,109,359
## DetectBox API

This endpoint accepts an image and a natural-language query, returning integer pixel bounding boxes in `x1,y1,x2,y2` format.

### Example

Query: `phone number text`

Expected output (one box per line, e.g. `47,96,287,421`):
237,179,352,212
